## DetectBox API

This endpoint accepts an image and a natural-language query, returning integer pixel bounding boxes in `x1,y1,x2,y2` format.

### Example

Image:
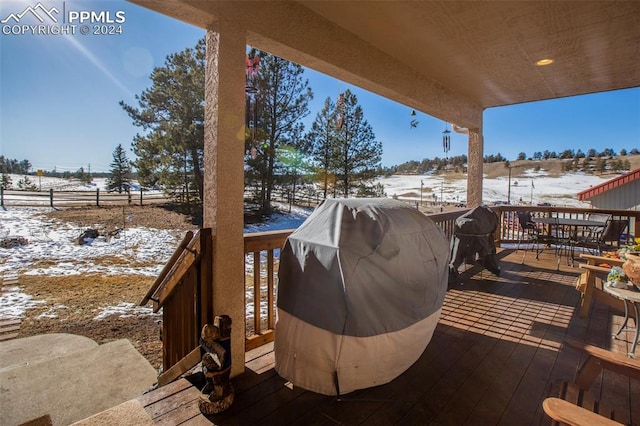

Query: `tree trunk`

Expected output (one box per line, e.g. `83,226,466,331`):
190,148,203,202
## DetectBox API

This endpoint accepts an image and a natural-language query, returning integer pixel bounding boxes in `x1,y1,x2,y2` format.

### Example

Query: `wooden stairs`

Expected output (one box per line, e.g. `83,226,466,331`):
0,272,21,341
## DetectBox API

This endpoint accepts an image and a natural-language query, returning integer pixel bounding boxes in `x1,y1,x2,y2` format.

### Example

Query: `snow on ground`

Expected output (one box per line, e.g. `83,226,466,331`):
0,170,618,321
380,169,610,207
244,202,312,233
0,207,181,276
4,174,138,192
0,202,311,321
0,284,46,320
93,302,159,320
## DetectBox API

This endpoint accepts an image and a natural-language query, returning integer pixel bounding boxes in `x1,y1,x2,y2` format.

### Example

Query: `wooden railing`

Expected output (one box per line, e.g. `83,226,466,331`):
425,209,470,241
491,206,639,245
243,230,292,351
140,228,213,382
239,206,639,352
146,205,639,367
240,210,469,350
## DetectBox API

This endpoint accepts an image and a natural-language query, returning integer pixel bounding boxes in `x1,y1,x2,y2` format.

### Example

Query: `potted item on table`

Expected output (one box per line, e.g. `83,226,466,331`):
606,266,629,289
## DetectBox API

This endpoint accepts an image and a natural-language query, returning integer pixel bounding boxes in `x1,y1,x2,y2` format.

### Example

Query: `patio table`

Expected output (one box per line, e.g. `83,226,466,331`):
603,283,640,357
533,217,606,265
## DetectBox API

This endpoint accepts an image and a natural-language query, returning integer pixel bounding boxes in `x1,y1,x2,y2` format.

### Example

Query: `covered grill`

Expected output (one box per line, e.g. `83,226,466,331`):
275,198,449,395
448,205,500,285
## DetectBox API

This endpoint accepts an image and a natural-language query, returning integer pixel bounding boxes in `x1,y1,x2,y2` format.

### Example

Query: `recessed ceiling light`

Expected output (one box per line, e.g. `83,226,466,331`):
536,58,554,66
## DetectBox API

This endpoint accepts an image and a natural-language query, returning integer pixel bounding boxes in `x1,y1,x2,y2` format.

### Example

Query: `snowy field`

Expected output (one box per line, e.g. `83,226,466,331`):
0,169,616,321
380,169,608,208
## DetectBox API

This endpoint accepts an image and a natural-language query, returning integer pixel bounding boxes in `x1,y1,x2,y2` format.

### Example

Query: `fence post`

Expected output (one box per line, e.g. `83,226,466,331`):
96,188,100,207
1,187,4,208
140,189,143,206
128,189,132,205
49,188,54,208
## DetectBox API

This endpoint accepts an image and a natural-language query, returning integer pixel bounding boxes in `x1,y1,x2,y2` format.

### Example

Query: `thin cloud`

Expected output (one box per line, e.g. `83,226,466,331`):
63,35,131,96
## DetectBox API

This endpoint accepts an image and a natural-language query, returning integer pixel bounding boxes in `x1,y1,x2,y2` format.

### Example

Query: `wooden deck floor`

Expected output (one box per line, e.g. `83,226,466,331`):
139,248,640,425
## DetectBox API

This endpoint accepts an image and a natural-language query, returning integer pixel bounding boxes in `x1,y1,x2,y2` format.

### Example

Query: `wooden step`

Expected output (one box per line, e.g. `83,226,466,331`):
0,319,21,327
0,321,21,342
0,325,21,334
1,273,22,341
0,333,20,342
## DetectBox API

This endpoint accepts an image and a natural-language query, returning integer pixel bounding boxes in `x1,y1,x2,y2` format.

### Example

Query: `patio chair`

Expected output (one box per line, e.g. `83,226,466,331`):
543,339,640,425
515,211,540,263
579,218,629,255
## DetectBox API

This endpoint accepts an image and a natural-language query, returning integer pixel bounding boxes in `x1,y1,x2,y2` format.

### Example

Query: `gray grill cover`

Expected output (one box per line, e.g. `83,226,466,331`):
277,198,449,337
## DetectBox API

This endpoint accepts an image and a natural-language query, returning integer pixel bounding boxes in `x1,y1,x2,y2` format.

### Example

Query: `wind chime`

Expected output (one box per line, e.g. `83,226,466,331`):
442,122,451,158
410,110,419,128
245,54,260,159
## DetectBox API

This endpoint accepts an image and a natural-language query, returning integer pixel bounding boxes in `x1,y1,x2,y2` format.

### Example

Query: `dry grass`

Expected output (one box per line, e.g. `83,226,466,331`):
17,273,164,370
40,205,197,231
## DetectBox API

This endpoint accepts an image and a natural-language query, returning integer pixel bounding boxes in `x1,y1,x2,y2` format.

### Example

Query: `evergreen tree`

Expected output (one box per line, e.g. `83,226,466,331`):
17,175,37,190
305,97,338,198
245,49,313,214
121,39,205,214
1,173,12,190
277,144,311,206
332,90,382,197
106,144,132,193
74,167,92,184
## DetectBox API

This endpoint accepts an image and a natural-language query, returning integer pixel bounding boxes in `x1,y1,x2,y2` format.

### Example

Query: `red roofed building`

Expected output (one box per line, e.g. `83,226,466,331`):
577,168,640,211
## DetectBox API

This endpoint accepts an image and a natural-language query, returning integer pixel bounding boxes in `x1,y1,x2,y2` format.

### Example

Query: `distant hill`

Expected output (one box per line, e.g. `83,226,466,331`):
482,155,640,179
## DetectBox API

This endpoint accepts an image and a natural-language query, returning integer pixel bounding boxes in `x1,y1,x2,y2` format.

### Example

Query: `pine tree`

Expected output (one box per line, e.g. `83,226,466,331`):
245,49,313,214
106,144,132,193
17,175,37,191
1,173,12,190
305,97,338,198
332,89,382,197
121,39,205,213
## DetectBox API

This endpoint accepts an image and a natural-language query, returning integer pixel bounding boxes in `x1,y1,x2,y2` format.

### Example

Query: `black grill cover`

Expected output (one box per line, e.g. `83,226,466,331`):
449,205,500,284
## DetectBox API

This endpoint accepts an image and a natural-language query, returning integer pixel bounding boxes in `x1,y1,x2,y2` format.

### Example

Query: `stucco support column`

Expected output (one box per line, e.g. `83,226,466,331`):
466,125,484,208
204,23,246,377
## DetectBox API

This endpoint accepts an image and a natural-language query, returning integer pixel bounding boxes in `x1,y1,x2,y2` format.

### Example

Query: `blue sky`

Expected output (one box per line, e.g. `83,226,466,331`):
1,1,639,173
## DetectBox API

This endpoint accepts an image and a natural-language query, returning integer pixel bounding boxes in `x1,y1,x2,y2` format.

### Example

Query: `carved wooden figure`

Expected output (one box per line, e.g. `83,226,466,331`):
198,315,234,414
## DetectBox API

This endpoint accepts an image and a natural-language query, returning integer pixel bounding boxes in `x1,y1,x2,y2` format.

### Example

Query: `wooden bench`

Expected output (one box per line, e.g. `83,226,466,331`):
576,254,627,318
543,339,640,425
543,397,622,426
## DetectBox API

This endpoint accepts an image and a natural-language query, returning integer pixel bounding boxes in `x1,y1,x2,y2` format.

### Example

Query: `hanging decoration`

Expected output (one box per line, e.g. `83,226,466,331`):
245,54,260,93
410,110,419,129
245,54,260,158
442,123,451,157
